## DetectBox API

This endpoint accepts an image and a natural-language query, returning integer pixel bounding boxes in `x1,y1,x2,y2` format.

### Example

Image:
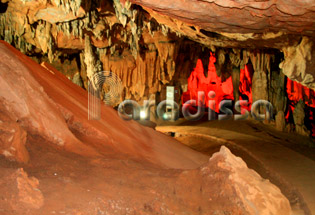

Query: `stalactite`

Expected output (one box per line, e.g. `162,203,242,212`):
113,0,132,28
0,0,194,104
241,49,250,69
110,45,116,55
250,52,271,74
0,15,5,39
64,22,71,37
72,72,83,87
232,67,240,102
35,21,52,54
65,1,70,13
161,25,169,36
155,41,177,82
70,0,82,16
215,49,226,77
72,20,79,37
229,49,241,68
48,36,54,63
79,19,83,39
84,35,101,80
250,52,272,103
53,0,60,8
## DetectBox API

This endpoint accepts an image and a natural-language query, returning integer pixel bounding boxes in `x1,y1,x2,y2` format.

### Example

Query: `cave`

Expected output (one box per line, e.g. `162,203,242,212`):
0,0,315,214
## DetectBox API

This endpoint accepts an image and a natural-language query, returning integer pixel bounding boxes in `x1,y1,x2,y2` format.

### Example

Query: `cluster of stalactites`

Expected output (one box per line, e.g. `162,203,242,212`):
2,0,314,111
50,0,82,16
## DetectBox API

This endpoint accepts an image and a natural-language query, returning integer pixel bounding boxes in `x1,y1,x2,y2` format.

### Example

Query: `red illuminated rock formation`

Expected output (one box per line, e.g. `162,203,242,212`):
183,53,234,112
183,53,256,113
286,78,315,136
286,78,315,109
239,64,253,109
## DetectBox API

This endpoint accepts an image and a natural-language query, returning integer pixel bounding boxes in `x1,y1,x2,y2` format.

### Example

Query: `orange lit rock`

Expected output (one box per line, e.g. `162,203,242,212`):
176,146,292,215
0,121,29,163
128,0,315,36
0,168,44,211
35,6,86,24
0,42,99,157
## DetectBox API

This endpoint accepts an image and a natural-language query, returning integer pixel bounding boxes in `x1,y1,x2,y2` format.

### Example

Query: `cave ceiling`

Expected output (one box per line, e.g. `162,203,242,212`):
128,0,315,48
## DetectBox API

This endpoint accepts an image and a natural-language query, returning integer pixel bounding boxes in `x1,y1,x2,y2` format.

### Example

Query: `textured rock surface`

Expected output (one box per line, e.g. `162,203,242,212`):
0,168,44,212
0,40,208,169
293,100,310,136
176,146,292,215
124,0,315,89
0,121,29,163
280,37,315,90
128,0,315,35
0,42,98,157
0,41,293,215
252,69,268,103
1,0,314,93
275,111,286,132
210,146,291,215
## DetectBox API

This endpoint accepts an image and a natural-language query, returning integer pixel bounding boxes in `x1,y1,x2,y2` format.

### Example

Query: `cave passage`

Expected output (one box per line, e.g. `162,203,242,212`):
182,52,315,137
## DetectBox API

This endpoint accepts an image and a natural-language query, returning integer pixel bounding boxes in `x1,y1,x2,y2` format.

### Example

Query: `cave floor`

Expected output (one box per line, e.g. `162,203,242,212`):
156,119,315,215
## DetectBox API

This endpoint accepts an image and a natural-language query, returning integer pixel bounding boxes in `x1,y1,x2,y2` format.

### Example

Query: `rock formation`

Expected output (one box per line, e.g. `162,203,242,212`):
0,121,29,163
0,168,44,212
0,0,314,212
280,37,315,90
1,0,314,102
0,40,208,169
177,146,292,215
0,40,292,215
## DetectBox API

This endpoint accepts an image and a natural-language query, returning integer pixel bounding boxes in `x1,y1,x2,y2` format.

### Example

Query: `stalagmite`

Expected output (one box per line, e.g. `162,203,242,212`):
293,100,310,136
276,111,286,132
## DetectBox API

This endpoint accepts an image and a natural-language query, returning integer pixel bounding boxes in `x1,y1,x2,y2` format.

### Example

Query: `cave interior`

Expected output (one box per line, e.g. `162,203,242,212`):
0,0,315,214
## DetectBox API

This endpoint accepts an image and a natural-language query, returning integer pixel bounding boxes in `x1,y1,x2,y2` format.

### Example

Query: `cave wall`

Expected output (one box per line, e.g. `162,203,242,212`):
1,0,314,96
0,0,210,103
0,0,314,136
127,0,315,90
